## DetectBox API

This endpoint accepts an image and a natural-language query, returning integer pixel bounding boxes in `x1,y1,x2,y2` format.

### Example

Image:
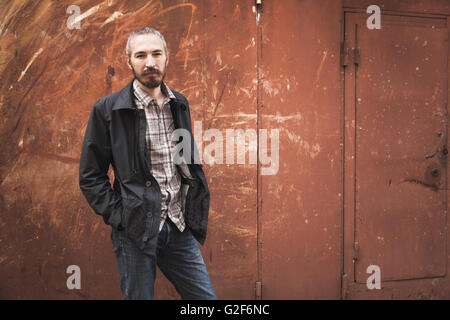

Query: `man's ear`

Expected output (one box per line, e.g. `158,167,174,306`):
126,56,132,70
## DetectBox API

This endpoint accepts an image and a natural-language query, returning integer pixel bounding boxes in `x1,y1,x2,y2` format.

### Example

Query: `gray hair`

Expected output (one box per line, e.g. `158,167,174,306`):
126,27,168,57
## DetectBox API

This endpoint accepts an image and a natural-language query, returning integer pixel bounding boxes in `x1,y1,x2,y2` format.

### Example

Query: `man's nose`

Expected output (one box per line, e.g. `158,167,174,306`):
145,56,156,67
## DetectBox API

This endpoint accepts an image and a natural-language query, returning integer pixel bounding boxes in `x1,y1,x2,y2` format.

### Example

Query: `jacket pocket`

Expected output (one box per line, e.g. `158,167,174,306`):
121,198,147,247
184,180,209,238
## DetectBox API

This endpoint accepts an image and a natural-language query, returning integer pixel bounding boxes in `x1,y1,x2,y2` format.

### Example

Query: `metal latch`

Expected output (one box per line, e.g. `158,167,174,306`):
255,281,262,299
353,240,360,262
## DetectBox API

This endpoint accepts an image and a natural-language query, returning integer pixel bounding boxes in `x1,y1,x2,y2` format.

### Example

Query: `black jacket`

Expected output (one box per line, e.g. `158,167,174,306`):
79,79,210,256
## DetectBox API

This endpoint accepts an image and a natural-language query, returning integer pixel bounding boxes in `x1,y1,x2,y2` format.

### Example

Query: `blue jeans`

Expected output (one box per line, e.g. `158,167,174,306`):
111,219,217,300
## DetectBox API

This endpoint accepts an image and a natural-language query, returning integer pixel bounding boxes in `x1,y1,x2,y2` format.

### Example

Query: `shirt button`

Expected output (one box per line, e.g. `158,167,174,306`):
147,211,153,218
145,180,152,187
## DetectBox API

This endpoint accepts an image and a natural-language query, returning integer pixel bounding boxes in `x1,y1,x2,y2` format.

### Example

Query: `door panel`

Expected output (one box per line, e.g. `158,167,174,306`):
260,0,343,299
344,12,448,283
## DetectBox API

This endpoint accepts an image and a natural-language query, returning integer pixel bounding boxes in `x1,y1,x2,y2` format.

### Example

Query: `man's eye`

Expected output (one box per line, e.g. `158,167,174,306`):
136,55,145,58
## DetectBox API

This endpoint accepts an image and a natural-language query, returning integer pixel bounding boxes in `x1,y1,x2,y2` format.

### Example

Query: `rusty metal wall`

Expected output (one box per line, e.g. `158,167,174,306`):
1,0,450,300
0,0,259,300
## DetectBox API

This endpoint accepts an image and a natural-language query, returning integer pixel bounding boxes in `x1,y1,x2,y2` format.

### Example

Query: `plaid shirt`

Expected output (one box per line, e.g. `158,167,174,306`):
133,79,189,232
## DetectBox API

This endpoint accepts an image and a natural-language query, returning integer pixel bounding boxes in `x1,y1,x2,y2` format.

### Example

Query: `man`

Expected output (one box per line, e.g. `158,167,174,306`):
79,27,216,300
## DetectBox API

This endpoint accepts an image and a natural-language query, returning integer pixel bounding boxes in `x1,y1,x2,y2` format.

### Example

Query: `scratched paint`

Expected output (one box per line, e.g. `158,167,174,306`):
0,0,257,300
2,0,450,300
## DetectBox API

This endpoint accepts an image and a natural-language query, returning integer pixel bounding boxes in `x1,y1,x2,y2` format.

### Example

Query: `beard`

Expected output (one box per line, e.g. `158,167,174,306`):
131,65,166,89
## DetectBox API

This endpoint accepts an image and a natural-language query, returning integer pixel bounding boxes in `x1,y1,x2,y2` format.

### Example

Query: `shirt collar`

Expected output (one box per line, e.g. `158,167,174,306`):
133,79,175,107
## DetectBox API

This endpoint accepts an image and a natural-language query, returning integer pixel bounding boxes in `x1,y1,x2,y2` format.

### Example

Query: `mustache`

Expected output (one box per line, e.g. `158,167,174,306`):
143,68,161,75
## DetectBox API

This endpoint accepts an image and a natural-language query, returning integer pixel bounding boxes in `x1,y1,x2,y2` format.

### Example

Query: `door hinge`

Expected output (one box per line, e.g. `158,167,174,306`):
340,41,349,67
255,281,262,299
353,240,360,262
341,41,360,67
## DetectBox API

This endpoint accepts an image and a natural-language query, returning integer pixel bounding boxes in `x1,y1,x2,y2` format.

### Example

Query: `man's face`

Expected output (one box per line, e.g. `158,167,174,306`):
127,33,168,89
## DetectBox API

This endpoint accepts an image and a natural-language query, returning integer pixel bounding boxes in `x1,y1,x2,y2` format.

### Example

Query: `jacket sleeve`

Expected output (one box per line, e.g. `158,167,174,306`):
79,101,122,229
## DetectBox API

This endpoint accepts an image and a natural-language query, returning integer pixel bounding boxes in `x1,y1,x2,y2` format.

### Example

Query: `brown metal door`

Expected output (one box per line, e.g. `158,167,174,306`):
344,12,448,285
